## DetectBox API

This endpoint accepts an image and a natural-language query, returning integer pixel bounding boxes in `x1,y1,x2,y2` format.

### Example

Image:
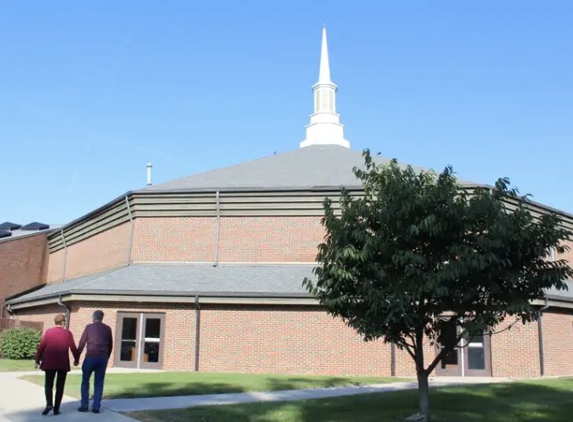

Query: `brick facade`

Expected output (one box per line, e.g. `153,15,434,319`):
131,216,324,264
8,300,573,378
0,234,49,316
540,309,573,377
4,211,573,378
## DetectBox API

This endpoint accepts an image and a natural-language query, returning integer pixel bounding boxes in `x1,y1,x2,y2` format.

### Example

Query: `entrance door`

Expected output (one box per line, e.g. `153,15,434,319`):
115,313,165,370
463,332,492,377
435,321,462,376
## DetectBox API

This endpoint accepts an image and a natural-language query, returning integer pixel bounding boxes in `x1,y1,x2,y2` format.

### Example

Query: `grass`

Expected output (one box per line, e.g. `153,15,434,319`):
20,371,408,399
0,358,36,372
127,378,573,422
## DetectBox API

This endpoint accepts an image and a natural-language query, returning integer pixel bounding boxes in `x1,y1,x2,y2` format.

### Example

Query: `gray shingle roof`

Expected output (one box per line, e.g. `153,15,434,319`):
140,145,475,192
8,263,316,304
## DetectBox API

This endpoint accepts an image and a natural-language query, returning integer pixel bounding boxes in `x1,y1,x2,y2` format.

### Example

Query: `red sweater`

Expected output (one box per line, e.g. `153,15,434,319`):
35,327,79,371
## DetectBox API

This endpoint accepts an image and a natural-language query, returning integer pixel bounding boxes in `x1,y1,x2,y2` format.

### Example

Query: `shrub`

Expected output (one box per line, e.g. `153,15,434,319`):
0,328,42,360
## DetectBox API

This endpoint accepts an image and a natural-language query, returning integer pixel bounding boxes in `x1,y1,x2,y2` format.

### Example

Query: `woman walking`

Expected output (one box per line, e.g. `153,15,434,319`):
35,314,79,416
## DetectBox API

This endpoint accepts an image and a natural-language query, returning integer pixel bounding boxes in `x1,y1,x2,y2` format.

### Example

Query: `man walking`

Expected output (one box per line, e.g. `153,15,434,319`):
77,310,113,414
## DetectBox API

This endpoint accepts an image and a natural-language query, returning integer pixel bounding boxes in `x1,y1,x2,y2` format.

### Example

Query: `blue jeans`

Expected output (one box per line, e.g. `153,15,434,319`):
81,357,108,411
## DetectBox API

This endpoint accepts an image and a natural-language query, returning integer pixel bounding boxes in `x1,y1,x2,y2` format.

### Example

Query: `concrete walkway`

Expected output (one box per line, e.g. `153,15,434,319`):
0,370,140,422
0,369,512,421
105,376,511,413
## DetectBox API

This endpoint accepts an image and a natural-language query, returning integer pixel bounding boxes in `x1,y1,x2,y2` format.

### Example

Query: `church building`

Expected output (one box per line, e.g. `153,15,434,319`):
3,29,573,379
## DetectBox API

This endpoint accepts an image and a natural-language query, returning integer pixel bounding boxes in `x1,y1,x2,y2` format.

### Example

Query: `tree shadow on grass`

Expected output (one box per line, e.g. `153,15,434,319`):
106,376,397,399
127,379,573,422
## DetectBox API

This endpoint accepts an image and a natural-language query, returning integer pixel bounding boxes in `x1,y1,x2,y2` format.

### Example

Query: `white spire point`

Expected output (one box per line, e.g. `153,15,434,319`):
300,27,350,149
318,27,331,84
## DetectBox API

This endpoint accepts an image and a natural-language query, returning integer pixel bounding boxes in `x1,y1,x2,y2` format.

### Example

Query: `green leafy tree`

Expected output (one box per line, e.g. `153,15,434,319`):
304,150,573,421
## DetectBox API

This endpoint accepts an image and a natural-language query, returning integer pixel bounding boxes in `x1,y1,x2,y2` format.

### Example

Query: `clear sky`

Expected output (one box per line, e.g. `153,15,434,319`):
1,1,572,224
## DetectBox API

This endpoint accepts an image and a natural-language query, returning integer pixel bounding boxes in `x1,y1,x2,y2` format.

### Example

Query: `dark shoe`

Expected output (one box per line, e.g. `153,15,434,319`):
77,407,89,412
53,409,60,415
92,409,100,414
41,406,53,415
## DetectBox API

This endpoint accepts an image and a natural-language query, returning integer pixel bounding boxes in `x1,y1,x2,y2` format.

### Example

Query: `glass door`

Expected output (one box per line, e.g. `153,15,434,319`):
463,332,492,376
115,312,165,370
435,321,462,376
116,313,140,369
140,314,165,370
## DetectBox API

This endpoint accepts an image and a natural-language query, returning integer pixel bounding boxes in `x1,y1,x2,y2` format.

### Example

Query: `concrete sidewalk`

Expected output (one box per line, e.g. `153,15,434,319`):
0,369,512,420
0,371,138,422
105,376,512,413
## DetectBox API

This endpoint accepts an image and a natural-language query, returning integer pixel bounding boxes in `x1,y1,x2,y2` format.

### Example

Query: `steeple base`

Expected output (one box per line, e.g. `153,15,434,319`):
300,121,350,149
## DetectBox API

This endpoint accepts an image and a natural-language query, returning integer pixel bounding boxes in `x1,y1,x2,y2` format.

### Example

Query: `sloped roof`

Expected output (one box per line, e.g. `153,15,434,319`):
7,263,316,304
140,145,475,192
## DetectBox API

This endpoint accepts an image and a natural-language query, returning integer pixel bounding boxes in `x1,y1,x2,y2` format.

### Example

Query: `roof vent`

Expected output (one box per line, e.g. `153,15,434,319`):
0,230,13,239
21,222,50,231
0,222,22,231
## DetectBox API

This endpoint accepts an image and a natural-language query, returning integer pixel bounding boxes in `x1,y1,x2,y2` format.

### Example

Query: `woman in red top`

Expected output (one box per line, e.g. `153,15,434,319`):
35,314,79,416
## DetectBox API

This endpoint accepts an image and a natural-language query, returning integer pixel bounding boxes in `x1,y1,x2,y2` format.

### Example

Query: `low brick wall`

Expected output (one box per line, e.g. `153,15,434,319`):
0,318,44,334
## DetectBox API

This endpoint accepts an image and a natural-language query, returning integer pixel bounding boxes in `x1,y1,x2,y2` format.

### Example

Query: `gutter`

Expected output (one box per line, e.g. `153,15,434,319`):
195,295,201,372
213,191,221,267
125,195,134,266
538,298,550,377
61,229,68,282
57,295,71,330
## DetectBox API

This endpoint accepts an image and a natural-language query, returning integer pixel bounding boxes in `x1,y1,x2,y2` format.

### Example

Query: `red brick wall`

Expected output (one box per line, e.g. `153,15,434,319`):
540,309,573,377
131,217,323,263
218,217,323,262
46,223,131,281
556,239,573,266
131,217,216,262
490,318,540,377
199,305,391,376
46,249,65,283
10,301,573,378
14,304,65,334
0,234,49,315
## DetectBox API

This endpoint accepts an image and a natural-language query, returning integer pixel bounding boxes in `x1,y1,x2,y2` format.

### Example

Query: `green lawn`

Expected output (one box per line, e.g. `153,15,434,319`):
21,371,407,399
127,378,573,422
0,358,36,372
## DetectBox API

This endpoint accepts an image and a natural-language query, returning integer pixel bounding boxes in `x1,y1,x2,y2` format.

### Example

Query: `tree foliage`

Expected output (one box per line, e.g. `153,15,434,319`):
0,327,42,360
304,150,573,420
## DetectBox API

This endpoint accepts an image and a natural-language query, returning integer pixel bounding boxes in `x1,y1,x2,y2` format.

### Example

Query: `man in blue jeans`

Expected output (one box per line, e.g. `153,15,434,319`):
77,310,113,414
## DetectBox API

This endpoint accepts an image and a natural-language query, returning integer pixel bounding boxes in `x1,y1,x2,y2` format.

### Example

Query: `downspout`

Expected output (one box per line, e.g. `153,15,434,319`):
57,295,71,330
538,298,550,377
125,195,134,266
61,229,68,282
194,295,201,372
213,191,221,267
390,343,396,377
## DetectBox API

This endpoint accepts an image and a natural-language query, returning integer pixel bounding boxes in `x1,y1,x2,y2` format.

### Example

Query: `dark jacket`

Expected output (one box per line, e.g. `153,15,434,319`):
35,327,79,371
78,321,113,360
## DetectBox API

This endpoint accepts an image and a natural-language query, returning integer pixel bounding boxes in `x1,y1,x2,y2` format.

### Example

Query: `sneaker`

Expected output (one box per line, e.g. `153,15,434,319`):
41,406,53,416
77,407,89,412
53,409,61,415
92,409,100,414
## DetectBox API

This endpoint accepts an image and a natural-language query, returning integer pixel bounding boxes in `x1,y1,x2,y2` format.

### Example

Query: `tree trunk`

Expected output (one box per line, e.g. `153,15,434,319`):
417,370,431,422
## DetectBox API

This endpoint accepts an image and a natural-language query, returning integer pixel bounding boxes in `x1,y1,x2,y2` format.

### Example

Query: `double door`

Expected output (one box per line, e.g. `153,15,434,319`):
435,322,491,377
115,313,165,370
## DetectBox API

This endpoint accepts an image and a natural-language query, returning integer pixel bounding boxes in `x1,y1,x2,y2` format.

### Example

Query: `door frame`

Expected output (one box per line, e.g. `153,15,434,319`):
139,313,166,370
463,332,492,377
434,326,492,377
115,312,166,370
115,312,140,369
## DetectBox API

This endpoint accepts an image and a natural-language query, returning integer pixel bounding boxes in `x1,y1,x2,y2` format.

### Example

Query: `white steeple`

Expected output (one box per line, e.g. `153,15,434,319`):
300,27,350,149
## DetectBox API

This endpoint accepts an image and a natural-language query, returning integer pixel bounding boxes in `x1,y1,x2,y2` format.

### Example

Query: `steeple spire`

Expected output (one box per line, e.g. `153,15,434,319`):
318,27,331,84
300,27,350,149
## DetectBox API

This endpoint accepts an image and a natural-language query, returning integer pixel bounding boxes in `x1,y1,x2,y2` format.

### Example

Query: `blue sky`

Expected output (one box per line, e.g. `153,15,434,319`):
1,1,572,224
